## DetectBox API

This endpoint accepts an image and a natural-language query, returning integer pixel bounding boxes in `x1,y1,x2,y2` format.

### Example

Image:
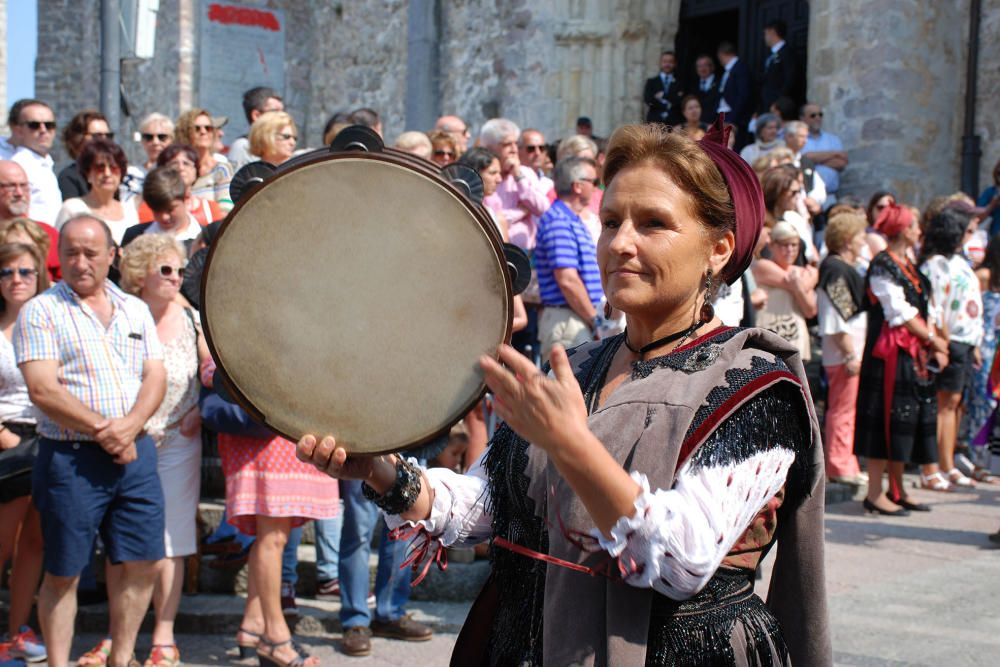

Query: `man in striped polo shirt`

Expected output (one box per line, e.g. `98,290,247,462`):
534,156,604,363
15,214,166,667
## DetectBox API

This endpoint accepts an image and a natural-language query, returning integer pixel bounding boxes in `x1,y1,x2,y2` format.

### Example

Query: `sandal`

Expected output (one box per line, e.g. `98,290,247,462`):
143,645,180,667
256,638,318,667
236,628,262,660
917,471,952,492
971,467,998,483
77,638,112,667
946,468,976,488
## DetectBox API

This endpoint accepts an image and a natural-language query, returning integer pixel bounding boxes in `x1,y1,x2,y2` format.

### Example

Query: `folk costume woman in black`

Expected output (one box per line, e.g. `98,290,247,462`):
298,121,832,666
854,203,948,515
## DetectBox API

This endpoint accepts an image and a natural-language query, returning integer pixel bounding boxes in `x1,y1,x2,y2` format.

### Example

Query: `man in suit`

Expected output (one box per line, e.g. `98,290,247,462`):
694,55,720,124
759,19,798,113
716,42,752,148
644,51,685,125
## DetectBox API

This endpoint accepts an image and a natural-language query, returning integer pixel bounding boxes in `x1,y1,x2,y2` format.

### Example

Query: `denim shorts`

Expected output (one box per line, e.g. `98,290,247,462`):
33,435,165,577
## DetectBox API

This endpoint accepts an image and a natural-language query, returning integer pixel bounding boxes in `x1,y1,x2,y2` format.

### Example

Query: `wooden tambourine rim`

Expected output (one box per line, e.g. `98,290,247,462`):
201,149,513,455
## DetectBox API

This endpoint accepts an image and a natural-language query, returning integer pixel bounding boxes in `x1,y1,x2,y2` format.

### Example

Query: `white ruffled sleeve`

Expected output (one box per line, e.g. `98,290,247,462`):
869,273,919,327
593,447,795,600
383,452,494,547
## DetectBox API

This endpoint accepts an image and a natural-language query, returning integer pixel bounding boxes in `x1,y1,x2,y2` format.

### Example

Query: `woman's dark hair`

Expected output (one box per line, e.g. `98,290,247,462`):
62,109,108,159
156,143,201,173
143,167,187,213
456,147,498,175
920,207,971,264
78,138,128,178
760,165,799,216
866,190,895,225
981,233,1000,291
770,96,797,122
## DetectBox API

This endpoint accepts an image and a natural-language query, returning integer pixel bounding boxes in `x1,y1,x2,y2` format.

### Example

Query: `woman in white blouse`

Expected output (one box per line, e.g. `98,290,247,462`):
54,139,139,245
919,207,983,489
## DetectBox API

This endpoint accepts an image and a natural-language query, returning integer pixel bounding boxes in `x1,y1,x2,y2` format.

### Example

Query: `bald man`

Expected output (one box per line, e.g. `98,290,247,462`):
0,160,61,279
434,115,470,154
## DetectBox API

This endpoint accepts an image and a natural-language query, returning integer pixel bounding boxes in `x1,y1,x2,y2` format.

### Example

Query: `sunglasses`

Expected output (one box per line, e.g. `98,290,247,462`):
159,265,185,278
276,132,297,141
141,133,170,142
433,150,455,157
808,112,824,118
193,124,214,133
524,145,546,153
22,121,56,131
0,268,38,280
89,131,115,140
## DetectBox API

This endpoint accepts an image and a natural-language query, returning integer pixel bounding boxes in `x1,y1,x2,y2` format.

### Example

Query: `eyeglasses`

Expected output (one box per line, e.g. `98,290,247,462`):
21,121,56,132
141,133,170,142
193,124,214,133
158,265,185,278
0,181,30,193
808,112,824,118
276,133,297,141
524,145,545,153
433,150,455,158
89,131,115,140
0,268,38,280
576,178,600,186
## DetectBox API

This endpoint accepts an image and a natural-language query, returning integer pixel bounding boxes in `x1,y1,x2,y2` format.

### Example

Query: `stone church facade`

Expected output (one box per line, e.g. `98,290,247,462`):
20,0,1000,206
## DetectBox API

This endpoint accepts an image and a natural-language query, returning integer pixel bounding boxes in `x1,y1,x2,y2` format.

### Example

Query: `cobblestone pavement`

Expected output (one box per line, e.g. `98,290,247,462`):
48,478,1000,665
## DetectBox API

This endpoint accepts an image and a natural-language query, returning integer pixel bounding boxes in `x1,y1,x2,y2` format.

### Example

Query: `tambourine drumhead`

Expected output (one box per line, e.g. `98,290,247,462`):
202,153,512,454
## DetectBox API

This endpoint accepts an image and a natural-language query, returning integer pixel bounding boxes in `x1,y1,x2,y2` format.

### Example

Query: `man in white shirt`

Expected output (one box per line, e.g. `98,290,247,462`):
6,99,62,225
518,128,553,192
784,121,827,215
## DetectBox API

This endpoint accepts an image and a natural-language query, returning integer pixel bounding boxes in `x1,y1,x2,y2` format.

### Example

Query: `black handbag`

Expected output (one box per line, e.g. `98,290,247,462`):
0,425,39,481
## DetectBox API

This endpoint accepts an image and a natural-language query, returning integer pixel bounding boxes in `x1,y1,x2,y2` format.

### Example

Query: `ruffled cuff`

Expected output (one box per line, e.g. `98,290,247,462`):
592,471,654,558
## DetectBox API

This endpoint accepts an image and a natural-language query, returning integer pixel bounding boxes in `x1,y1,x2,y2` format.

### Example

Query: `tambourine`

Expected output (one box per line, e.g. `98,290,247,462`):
202,126,526,455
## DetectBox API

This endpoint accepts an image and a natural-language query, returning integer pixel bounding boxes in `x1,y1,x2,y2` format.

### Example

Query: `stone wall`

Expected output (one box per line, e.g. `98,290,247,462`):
976,0,1000,195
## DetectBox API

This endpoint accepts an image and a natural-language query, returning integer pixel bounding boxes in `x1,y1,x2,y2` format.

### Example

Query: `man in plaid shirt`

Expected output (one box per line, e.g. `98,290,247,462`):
15,213,166,667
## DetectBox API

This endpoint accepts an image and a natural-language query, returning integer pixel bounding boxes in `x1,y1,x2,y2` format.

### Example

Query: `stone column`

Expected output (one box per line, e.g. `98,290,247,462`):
975,0,999,191
808,0,971,207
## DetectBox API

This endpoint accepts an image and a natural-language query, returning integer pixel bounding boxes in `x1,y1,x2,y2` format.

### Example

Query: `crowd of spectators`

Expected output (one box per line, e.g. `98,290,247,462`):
0,40,1000,666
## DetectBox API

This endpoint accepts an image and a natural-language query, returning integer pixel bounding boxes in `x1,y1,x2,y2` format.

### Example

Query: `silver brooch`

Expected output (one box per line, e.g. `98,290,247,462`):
679,344,723,373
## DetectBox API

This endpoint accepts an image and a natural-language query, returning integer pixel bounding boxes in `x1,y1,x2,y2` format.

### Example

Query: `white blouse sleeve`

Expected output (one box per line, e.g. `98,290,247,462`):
869,273,919,326
592,447,795,601
383,452,494,547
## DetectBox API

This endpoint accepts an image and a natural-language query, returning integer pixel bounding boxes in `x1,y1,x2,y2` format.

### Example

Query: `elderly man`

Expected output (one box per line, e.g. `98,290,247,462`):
16,214,167,667
784,120,827,215
800,103,848,209
518,128,552,190
0,160,61,279
480,118,551,251
4,99,61,225
228,86,285,170
534,156,603,362
434,115,470,155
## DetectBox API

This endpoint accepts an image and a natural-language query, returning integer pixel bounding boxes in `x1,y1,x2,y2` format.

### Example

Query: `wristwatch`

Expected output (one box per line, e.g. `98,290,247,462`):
925,331,935,345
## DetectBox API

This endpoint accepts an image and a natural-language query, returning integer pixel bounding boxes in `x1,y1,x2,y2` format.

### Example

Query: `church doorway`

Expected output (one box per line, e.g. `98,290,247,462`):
676,0,810,108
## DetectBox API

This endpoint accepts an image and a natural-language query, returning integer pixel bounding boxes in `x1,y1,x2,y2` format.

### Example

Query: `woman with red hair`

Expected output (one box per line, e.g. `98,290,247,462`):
855,203,949,515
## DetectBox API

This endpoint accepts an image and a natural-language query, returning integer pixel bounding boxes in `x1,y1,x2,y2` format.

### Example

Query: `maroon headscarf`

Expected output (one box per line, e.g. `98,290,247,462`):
698,115,765,284
874,202,913,238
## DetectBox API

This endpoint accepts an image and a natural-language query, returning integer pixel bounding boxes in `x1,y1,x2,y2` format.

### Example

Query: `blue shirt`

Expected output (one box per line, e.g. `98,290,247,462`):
978,185,1000,235
802,130,844,194
535,200,603,307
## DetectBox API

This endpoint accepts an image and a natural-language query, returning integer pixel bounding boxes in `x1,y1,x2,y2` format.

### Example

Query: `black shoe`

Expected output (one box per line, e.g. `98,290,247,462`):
863,498,910,517
890,496,931,512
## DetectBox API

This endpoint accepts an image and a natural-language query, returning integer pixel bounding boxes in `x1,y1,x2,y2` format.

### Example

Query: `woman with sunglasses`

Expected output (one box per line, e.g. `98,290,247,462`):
248,112,298,167
54,139,138,245
427,130,458,167
175,109,233,211
122,113,175,202
118,234,210,667
56,109,113,200
0,243,49,664
136,145,224,228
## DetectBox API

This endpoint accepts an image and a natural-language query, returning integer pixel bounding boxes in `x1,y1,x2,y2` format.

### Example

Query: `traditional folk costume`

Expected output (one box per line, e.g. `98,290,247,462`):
854,213,940,481
373,119,832,666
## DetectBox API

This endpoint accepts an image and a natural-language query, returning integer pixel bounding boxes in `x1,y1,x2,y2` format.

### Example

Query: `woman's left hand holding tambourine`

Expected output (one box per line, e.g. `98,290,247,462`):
479,344,590,453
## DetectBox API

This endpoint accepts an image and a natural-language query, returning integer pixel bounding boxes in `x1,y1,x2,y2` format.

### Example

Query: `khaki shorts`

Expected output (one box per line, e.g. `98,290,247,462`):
539,306,593,364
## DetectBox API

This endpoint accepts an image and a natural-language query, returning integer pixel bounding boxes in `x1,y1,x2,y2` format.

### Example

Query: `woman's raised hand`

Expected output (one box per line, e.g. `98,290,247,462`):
479,344,589,452
296,435,379,482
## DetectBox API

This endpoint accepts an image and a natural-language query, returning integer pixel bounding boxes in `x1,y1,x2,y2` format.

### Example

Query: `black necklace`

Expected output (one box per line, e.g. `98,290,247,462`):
623,320,706,358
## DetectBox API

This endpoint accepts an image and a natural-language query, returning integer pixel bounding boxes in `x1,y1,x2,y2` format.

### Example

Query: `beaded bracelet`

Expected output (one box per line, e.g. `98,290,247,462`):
361,456,422,515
